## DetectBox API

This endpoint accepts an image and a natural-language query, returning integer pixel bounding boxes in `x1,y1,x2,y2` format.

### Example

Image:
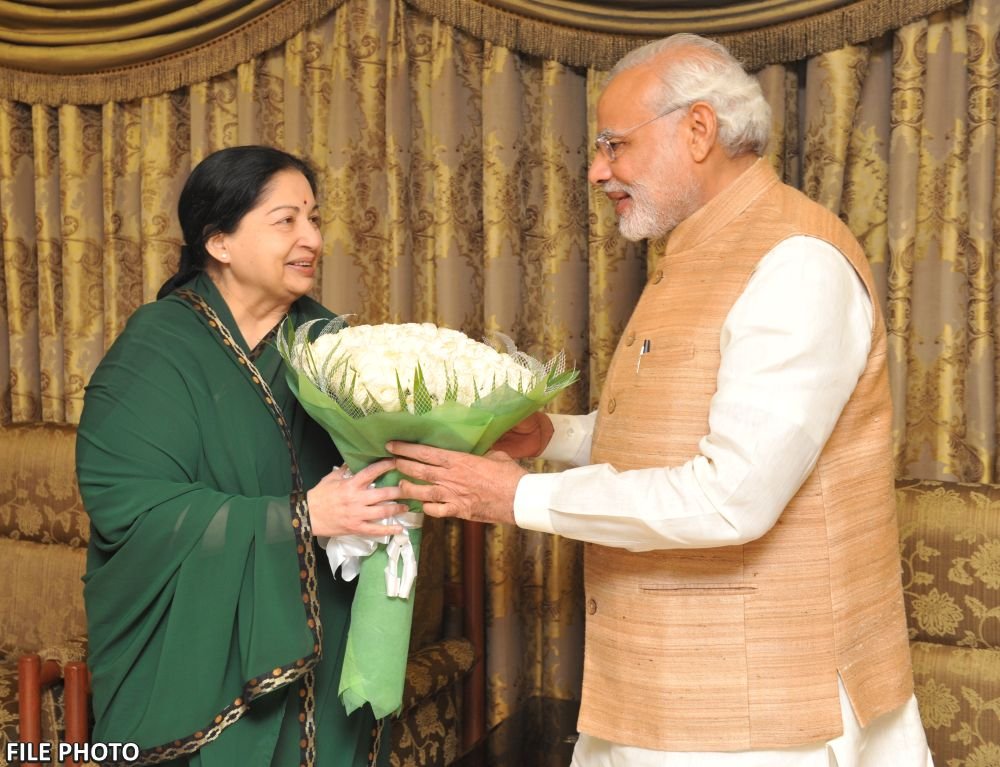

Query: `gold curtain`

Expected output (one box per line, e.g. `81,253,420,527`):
777,0,1000,483
0,0,971,103
408,0,967,70
0,0,345,104
2,0,998,738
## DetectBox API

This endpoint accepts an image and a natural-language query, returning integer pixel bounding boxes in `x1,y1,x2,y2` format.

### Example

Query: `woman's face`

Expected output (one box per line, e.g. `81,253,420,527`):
209,169,322,310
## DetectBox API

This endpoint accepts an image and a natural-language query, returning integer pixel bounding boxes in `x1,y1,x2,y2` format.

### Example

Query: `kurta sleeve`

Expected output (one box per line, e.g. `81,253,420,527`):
513,236,873,551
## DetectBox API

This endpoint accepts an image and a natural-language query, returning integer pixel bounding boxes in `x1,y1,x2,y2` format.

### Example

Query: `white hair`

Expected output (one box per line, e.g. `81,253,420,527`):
610,33,771,157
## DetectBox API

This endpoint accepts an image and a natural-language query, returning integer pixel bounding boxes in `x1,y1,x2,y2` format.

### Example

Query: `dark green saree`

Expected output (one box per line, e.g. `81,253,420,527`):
77,273,380,767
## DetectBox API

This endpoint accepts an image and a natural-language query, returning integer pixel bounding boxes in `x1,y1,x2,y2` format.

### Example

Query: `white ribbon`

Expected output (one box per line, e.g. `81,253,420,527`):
383,511,423,598
320,512,423,599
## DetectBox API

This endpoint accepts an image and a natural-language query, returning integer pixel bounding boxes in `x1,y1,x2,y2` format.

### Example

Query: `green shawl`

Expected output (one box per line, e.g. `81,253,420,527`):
78,274,379,767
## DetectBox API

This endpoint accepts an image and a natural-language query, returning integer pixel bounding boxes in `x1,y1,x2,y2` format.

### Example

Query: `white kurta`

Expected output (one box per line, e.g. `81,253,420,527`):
513,236,933,766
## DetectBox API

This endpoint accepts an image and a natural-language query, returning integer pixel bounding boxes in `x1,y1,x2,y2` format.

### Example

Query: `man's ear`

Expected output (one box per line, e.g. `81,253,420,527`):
685,101,718,163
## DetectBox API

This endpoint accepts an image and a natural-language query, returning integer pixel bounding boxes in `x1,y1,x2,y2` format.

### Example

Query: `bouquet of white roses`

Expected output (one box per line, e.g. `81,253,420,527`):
278,318,577,719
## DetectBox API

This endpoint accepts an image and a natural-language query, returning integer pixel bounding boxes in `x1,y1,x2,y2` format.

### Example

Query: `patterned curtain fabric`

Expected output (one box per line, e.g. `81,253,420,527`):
1,0,998,732
789,2,1000,483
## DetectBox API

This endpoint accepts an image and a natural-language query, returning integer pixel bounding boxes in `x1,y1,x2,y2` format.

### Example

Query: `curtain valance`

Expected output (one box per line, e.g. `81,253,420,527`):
0,0,970,104
0,0,346,105
409,0,967,70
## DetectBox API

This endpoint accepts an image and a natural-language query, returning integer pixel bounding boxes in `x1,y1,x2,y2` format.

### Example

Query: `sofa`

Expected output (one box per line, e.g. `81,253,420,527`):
897,478,1000,766
0,423,479,767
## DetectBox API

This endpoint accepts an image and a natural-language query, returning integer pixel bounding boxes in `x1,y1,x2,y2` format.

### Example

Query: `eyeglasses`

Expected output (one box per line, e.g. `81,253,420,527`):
594,103,688,162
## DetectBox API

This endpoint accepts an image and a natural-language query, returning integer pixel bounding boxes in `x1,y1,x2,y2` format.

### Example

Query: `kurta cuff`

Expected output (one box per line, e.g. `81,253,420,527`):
541,412,595,466
513,472,562,534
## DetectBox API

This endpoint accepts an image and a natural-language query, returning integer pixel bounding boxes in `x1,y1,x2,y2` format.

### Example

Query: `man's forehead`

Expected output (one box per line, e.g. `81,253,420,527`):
597,65,662,127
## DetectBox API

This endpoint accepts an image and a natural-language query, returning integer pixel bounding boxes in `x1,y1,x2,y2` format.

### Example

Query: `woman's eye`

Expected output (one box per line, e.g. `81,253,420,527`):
309,215,321,227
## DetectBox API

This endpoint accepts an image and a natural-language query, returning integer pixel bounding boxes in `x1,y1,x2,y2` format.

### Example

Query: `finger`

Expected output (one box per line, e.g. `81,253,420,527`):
397,478,445,503
386,441,453,468
350,503,409,526
392,502,412,517
320,465,348,481
419,502,455,519
394,457,438,483
371,502,410,519
361,522,404,536
354,458,397,485
367,486,403,504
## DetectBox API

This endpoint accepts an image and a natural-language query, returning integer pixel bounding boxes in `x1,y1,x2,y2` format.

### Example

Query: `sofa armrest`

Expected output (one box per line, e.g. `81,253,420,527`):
399,637,476,715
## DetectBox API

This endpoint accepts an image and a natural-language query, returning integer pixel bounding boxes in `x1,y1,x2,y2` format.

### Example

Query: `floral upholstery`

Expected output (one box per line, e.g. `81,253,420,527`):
0,424,88,547
0,660,19,767
391,639,475,767
897,478,1000,767
0,424,475,766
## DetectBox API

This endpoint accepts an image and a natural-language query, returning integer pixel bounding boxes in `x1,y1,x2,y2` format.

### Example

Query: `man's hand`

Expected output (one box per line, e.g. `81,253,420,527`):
387,442,528,525
491,412,554,459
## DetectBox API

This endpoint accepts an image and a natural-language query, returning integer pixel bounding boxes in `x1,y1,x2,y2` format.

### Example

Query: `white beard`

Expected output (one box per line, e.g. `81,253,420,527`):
604,148,701,241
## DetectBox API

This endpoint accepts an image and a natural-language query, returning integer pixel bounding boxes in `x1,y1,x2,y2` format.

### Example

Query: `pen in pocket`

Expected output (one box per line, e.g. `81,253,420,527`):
636,339,651,373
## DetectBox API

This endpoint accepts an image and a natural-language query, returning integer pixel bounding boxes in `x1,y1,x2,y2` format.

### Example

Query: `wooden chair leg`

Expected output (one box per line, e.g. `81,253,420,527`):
17,654,42,745
63,661,90,767
18,654,63,765
461,520,486,752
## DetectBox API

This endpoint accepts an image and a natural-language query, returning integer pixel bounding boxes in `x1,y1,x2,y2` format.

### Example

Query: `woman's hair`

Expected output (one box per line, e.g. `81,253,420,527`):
156,145,318,300
610,33,771,157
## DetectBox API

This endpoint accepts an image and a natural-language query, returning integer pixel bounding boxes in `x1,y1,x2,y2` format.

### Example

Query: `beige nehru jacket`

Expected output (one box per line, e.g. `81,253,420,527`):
580,160,913,751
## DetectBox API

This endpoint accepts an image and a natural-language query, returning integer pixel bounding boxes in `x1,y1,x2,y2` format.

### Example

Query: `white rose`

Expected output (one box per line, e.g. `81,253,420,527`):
300,322,548,414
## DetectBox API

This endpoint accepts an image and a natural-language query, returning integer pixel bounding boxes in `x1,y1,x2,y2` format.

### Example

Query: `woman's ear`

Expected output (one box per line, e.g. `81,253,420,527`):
685,101,718,163
204,233,230,265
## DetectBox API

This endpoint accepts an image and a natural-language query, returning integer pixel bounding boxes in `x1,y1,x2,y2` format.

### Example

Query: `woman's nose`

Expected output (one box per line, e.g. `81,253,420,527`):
301,219,322,249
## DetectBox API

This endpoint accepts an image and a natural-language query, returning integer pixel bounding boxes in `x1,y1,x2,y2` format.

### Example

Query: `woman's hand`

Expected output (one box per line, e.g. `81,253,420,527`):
306,458,406,538
491,411,554,459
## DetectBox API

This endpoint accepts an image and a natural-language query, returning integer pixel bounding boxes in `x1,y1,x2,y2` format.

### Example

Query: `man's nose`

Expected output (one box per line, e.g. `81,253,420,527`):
588,151,612,186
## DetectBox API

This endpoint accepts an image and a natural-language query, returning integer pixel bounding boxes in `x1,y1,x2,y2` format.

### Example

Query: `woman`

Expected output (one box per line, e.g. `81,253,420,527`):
77,146,403,766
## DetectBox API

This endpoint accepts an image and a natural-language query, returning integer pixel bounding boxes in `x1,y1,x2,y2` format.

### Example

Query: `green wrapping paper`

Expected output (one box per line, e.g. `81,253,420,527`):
283,337,577,719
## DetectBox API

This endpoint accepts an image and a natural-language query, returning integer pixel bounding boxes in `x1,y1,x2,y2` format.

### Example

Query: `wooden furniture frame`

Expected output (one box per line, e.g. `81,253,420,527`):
17,654,90,766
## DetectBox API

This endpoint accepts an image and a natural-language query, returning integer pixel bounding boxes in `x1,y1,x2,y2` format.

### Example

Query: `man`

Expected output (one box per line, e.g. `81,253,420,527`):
390,33,932,766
